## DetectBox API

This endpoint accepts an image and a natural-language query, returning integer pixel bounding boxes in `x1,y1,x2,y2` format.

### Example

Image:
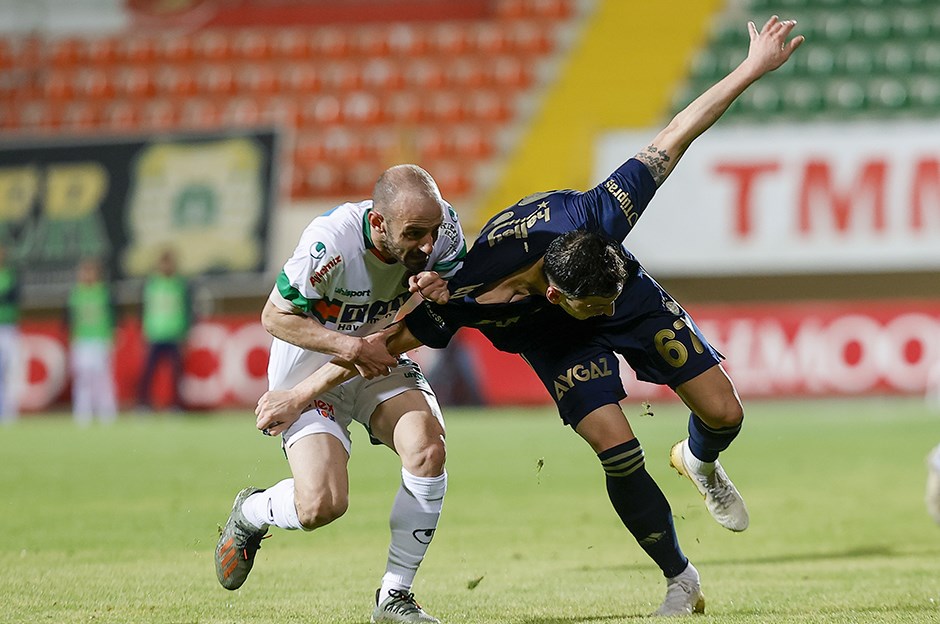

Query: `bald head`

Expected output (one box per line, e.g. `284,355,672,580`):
372,164,443,219
369,164,446,273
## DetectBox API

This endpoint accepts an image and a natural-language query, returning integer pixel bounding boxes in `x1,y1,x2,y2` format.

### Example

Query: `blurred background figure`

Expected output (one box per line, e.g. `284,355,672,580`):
927,444,940,525
0,245,21,423
67,258,117,425
137,249,192,412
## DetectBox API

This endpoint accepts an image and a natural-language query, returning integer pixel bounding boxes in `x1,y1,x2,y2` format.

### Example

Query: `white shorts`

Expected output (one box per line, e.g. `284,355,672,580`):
282,357,443,456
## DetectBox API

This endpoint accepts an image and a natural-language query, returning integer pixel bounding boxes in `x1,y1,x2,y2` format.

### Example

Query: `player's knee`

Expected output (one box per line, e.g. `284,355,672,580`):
402,438,446,477
702,398,744,429
295,492,348,530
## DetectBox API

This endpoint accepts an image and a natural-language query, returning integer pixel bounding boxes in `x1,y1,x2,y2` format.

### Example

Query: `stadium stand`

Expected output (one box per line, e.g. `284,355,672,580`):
0,0,583,202
675,0,940,121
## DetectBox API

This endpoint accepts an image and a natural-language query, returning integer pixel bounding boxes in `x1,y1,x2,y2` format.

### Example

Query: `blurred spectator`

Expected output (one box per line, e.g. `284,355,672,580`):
0,246,20,423
424,334,482,406
137,249,192,412
67,258,117,425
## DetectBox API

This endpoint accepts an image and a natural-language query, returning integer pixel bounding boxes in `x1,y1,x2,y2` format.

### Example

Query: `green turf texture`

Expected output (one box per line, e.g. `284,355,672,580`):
3,397,939,623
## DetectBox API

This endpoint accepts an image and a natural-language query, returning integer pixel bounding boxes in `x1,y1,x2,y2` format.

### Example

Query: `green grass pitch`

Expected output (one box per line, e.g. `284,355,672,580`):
3,397,940,623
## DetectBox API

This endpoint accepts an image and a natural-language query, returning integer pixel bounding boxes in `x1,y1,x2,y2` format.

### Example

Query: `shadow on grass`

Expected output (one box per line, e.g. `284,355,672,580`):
578,543,940,574
520,616,647,624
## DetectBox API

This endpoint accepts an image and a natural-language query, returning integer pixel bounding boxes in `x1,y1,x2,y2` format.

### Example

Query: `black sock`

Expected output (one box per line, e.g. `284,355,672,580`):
599,439,688,578
688,412,741,462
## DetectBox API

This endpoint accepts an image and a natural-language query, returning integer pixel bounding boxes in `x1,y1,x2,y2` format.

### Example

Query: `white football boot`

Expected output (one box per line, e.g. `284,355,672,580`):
670,438,749,532
654,561,705,617
926,444,940,525
371,589,440,623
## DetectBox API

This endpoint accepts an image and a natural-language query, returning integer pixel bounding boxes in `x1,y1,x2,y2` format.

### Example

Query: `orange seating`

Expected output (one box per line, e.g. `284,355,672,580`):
302,162,344,196
445,58,487,89
41,69,73,100
403,59,446,90
236,63,279,95
233,30,272,60
61,101,100,131
193,31,231,62
223,98,262,125
179,98,223,129
84,36,120,66
464,90,511,122
49,37,83,67
473,23,511,54
155,65,198,97
342,91,382,125
116,67,156,98
139,98,179,131
157,35,194,64
103,100,139,132
312,27,351,58
120,36,157,64
386,24,429,57
0,1,577,202
429,23,470,56
271,29,310,60
301,94,343,125
74,67,115,99
259,95,302,127
360,58,403,90
352,26,390,57
279,62,320,93
424,91,464,123
321,60,361,91
198,64,237,96
382,91,423,123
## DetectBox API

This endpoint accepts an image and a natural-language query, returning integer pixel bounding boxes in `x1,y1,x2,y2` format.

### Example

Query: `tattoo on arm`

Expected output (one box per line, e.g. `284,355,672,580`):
636,146,671,185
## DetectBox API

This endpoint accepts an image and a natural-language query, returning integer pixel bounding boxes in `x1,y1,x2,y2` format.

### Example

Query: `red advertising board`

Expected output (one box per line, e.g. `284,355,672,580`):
12,299,940,412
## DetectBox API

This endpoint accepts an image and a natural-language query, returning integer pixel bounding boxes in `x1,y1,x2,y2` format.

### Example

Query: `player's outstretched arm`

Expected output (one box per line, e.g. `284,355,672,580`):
255,321,425,436
637,15,804,186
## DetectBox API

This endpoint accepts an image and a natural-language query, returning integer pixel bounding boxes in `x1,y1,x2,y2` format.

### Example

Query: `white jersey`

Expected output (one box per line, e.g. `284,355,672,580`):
268,200,466,390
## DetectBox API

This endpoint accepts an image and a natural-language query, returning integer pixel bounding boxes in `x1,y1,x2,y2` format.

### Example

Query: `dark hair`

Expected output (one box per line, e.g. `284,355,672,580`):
543,230,627,298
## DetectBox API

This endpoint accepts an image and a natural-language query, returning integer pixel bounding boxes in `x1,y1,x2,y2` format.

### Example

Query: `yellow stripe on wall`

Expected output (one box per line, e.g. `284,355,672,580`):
477,0,724,228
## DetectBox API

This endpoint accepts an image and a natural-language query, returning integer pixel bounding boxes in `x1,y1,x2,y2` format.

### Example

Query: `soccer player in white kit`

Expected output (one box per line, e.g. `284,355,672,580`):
215,164,466,624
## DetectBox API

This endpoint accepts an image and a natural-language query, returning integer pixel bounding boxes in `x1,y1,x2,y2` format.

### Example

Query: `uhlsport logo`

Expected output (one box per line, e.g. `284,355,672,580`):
554,356,613,400
309,241,327,259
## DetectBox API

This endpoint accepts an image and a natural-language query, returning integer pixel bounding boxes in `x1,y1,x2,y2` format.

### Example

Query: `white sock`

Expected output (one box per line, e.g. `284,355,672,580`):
241,479,303,530
683,443,715,475
379,468,447,603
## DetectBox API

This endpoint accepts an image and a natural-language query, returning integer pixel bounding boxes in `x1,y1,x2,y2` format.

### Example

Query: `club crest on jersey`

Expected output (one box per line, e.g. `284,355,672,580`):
554,357,613,400
309,241,327,259
309,255,342,286
664,300,682,316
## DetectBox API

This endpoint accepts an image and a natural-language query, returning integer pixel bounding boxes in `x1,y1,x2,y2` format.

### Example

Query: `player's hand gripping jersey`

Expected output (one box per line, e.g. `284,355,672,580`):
405,158,656,353
269,200,466,390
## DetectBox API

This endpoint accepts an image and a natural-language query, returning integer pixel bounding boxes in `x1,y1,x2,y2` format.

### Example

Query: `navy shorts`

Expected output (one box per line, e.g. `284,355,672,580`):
521,269,723,428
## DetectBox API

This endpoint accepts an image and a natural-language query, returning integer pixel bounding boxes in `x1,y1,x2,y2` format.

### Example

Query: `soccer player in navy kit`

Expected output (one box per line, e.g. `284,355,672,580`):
256,17,804,616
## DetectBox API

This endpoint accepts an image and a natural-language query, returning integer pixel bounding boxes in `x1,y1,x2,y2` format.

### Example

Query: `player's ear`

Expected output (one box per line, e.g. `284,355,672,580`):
368,210,386,233
545,285,563,305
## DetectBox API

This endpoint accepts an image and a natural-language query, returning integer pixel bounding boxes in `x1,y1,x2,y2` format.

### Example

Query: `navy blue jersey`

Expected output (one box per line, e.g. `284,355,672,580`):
406,158,657,352
404,158,724,426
